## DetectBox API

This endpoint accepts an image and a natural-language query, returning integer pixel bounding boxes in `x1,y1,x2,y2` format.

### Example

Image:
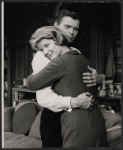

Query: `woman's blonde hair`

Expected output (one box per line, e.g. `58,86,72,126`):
29,26,67,51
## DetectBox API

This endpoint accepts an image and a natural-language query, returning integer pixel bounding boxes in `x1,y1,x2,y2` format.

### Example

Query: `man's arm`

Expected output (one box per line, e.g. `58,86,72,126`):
83,66,104,87
36,87,92,112
36,87,72,112
28,51,92,112
70,47,103,87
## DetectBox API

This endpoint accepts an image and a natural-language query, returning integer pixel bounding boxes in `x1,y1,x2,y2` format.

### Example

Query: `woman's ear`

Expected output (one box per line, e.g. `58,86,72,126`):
54,21,58,27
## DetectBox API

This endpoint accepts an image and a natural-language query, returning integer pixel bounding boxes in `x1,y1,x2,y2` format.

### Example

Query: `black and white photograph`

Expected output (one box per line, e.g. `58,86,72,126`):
1,0,122,149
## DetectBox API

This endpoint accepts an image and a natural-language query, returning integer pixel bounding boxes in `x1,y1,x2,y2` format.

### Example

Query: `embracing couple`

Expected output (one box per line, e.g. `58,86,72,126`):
27,9,121,148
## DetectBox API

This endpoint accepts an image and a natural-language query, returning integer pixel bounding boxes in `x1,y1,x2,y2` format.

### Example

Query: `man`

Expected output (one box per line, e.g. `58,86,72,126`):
27,9,121,147
52,9,103,86
29,9,101,111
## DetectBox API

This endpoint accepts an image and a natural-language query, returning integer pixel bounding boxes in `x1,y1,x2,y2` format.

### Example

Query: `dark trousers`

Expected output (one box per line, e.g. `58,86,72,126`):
40,108,63,147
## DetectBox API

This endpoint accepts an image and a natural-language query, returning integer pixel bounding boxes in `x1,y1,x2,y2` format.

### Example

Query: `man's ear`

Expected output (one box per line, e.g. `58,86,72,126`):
54,21,58,27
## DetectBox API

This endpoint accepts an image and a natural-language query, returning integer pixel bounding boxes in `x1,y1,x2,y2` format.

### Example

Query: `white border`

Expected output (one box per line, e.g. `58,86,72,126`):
1,1,4,148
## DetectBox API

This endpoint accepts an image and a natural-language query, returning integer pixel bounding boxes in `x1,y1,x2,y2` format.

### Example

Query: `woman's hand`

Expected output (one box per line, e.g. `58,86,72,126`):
70,92,93,109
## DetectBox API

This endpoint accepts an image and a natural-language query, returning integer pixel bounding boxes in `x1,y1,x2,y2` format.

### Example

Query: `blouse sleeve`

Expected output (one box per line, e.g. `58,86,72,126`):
32,51,50,74
27,57,64,90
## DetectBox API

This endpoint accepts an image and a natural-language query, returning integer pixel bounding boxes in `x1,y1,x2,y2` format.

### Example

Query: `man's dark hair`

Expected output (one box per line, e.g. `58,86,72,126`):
55,9,80,24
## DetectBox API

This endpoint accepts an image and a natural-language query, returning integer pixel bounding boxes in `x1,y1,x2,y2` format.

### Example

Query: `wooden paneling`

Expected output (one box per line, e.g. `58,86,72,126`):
11,44,33,86
6,44,33,106
91,23,104,74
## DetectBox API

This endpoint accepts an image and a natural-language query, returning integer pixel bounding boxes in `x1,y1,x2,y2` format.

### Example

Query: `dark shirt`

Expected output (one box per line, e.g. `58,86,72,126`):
27,50,97,97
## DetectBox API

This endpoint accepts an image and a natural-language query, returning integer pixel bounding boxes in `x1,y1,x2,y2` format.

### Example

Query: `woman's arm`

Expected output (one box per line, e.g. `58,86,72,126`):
27,57,64,90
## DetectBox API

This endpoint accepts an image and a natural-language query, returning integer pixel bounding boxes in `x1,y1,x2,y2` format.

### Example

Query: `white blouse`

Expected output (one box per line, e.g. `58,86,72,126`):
32,51,72,112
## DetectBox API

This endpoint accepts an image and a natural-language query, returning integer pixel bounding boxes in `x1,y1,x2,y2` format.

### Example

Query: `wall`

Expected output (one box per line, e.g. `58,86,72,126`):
4,2,121,106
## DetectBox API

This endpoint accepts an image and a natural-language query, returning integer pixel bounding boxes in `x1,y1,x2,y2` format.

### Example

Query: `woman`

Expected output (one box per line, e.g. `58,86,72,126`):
27,26,107,148
29,26,93,147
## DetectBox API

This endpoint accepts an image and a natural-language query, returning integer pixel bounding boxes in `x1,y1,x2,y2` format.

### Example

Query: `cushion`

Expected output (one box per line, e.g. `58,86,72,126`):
12,103,38,134
107,126,121,141
15,101,43,112
29,110,42,139
4,132,42,148
101,109,121,129
15,101,34,112
4,107,14,132
107,127,121,148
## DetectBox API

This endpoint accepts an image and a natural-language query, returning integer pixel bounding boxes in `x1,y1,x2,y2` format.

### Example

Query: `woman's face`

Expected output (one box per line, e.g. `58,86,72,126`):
37,39,62,60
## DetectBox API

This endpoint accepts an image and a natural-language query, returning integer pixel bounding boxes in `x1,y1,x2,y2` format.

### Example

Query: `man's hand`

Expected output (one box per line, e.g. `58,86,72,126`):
70,92,93,109
83,66,103,87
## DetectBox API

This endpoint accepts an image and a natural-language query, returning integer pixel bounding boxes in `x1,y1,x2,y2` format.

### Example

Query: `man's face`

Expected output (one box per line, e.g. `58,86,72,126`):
54,16,80,43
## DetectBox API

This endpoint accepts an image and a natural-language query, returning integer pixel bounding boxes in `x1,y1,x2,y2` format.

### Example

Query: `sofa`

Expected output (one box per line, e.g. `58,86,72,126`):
4,101,43,148
4,101,122,148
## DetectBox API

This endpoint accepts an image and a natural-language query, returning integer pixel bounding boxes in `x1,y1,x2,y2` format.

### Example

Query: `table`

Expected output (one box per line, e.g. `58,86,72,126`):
98,96,121,112
12,87,121,112
12,87,36,107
